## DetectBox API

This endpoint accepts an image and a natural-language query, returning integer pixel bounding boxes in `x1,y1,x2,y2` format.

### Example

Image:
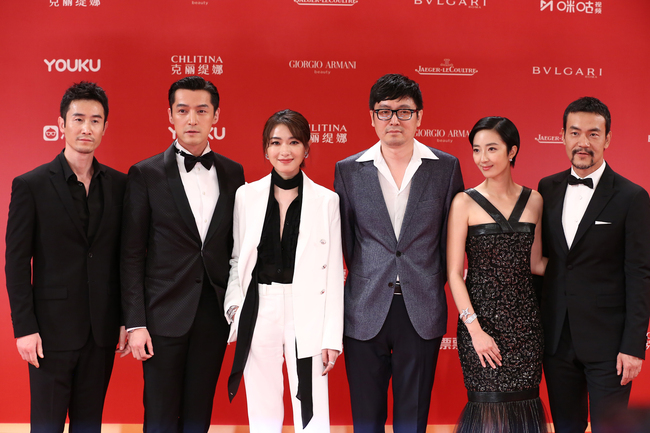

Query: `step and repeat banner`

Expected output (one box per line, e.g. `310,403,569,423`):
1,0,649,426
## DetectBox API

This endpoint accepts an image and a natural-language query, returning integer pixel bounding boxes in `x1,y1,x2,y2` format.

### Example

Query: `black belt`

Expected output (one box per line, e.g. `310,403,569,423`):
467,387,539,403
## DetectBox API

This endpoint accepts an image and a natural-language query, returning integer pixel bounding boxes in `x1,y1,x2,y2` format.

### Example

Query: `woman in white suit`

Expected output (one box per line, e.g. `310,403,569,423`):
224,109,344,433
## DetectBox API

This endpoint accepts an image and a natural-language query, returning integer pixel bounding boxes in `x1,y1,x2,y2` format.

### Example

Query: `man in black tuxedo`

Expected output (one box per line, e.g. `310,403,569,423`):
538,97,650,433
5,82,129,432
121,76,244,433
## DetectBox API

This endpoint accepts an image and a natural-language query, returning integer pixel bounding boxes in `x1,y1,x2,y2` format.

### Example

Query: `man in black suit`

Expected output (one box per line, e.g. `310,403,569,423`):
121,76,244,433
5,81,129,432
538,97,650,433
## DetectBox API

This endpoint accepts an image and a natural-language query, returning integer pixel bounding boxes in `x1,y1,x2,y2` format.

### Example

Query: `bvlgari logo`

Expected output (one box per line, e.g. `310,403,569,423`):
532,66,602,78
294,0,358,5
44,59,101,72
416,59,478,77
534,134,563,145
171,55,223,76
414,0,486,8
169,127,225,141
416,127,470,143
309,124,348,145
540,0,602,14
289,60,357,75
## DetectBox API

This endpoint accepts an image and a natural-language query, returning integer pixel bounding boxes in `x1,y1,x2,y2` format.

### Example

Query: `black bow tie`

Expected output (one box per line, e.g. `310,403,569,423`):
175,148,214,172
568,175,593,189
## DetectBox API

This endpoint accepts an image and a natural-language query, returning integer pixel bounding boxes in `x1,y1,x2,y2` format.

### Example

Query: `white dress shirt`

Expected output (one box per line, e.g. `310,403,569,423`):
175,141,219,244
357,139,439,282
562,161,606,248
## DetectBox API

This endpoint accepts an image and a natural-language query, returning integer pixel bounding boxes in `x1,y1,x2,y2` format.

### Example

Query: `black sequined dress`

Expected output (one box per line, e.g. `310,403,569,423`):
455,187,547,433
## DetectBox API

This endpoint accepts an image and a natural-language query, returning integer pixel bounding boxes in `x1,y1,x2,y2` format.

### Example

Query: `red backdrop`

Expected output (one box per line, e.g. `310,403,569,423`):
1,0,650,426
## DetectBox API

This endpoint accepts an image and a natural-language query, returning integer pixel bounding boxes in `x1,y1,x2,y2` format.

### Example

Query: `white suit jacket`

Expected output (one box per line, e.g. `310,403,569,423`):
224,171,344,358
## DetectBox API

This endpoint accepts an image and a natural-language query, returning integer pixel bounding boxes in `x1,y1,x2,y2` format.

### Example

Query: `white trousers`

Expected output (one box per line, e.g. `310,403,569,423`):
243,283,330,433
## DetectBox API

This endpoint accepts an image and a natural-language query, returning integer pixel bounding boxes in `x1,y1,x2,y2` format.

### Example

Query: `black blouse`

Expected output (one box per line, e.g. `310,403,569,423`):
257,169,303,284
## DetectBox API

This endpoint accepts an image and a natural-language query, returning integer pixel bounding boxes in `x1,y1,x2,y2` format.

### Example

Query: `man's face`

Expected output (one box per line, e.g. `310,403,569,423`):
563,111,611,177
370,97,422,148
168,89,219,155
58,99,107,156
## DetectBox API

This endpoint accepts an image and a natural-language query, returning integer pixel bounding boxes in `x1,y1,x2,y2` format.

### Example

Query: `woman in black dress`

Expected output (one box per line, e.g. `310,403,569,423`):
447,117,548,433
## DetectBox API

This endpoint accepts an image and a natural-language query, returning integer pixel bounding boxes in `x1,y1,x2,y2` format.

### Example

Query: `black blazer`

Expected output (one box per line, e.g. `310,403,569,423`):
5,154,127,351
538,164,650,362
120,144,244,337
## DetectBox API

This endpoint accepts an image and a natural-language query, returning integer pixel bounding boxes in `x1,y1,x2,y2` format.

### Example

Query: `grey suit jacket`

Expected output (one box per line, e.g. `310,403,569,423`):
334,142,463,341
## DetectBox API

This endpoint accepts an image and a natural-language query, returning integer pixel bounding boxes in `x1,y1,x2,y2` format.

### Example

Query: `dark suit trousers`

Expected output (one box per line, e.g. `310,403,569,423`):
29,332,115,433
544,317,631,433
143,279,229,433
344,295,442,433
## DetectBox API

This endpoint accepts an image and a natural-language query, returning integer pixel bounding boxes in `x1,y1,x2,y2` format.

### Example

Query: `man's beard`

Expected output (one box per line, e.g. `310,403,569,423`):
571,148,595,171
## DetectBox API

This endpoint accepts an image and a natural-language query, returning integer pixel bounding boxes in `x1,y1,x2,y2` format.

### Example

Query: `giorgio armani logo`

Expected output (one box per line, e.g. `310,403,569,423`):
534,134,563,145
294,0,358,5
414,0,485,8
416,59,478,77
416,127,470,143
532,66,602,78
309,124,348,145
171,55,223,76
540,0,602,14
44,59,101,72
289,60,357,75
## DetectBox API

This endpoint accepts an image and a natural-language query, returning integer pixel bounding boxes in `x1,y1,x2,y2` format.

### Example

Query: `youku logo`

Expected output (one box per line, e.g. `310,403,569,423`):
44,59,101,72
416,59,478,77
540,1,602,14
309,124,348,145
294,0,358,5
168,127,225,141
43,125,61,141
534,134,563,145
414,0,486,7
532,66,602,78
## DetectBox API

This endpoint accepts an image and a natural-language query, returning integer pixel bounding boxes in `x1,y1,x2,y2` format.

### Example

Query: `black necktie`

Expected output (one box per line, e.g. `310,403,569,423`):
175,148,214,172
568,175,593,189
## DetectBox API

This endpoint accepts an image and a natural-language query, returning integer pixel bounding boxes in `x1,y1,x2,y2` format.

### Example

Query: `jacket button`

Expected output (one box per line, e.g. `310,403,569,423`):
396,251,402,257
320,239,326,244
388,282,394,288
567,264,574,270
196,278,202,284
320,289,325,295
322,264,327,269
88,252,93,258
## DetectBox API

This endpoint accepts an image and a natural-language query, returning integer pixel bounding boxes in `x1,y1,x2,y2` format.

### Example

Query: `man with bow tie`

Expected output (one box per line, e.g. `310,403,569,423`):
121,76,244,433
538,96,650,433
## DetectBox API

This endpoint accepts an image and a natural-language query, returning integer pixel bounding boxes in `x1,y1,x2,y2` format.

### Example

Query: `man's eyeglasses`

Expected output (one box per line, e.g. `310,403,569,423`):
373,109,418,121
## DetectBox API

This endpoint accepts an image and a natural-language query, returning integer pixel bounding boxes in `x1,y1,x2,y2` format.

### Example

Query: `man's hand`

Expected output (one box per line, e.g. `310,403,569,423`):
128,328,154,361
321,349,340,376
116,326,131,358
16,333,43,368
617,352,643,386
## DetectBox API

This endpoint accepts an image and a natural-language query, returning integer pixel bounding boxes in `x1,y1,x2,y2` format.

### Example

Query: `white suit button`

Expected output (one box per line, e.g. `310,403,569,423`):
320,289,325,295
320,239,326,244
322,264,327,269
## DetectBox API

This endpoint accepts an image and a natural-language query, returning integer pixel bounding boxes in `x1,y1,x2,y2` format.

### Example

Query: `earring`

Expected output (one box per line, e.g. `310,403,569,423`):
265,154,269,160
304,153,309,158
509,158,513,162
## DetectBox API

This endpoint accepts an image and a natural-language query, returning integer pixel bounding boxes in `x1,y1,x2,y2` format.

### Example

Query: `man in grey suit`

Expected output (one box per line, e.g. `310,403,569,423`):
334,74,464,433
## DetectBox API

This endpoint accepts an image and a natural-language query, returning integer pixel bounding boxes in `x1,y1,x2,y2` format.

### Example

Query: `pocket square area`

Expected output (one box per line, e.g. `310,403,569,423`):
595,221,612,225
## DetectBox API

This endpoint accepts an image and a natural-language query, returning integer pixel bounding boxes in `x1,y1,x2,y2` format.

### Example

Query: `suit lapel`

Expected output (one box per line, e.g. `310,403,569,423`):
547,170,571,254
571,165,615,250
399,160,433,243
92,164,113,245
164,145,201,244
49,158,88,243
204,153,227,245
357,161,396,244
295,172,316,263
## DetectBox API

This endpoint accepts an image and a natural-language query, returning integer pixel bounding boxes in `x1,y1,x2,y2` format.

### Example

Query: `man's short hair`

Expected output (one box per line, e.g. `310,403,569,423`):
563,96,611,135
369,74,423,111
60,81,109,125
168,76,220,111
468,116,520,168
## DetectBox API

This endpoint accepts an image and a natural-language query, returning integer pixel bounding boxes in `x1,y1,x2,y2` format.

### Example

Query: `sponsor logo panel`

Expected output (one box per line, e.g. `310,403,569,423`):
532,66,602,78
43,126,60,141
310,124,348,144
416,59,478,77
289,60,357,75
540,0,602,14
44,59,101,72
414,0,486,8
416,127,471,143
535,134,563,145
171,55,223,76
49,0,101,6
168,127,226,141
294,0,358,6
